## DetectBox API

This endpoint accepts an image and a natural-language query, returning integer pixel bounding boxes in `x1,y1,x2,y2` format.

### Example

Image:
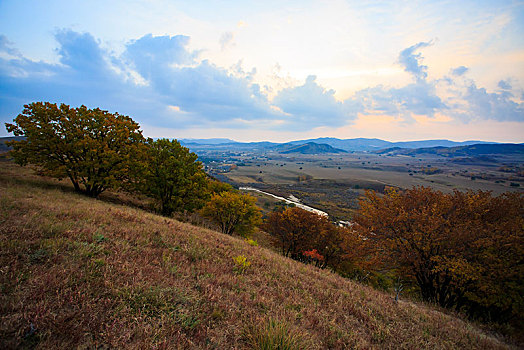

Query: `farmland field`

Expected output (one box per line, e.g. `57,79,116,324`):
213,151,524,220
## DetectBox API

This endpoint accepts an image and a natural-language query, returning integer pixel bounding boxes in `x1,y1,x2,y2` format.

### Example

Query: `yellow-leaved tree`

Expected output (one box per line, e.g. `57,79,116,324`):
201,191,261,236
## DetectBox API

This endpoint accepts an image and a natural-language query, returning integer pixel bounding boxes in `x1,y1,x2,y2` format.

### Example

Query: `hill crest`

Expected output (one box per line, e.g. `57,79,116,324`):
278,142,347,154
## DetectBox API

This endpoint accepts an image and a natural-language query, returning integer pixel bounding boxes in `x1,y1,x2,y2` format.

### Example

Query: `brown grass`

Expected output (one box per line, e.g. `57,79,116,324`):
0,161,513,349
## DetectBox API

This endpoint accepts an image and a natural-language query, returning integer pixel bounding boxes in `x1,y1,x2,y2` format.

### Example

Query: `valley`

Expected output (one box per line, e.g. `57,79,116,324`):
186,139,524,220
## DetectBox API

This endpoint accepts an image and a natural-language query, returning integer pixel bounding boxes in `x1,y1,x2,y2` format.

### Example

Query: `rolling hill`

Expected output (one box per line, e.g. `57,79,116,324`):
0,161,511,349
278,142,347,154
376,143,524,157
177,137,501,153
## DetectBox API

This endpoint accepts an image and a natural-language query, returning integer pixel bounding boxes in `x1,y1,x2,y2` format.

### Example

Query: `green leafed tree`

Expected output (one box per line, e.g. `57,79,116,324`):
138,138,209,216
201,191,262,236
5,102,145,197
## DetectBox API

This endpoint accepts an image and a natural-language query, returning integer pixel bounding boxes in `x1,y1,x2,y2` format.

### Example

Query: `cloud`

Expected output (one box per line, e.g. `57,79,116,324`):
122,34,277,126
0,35,22,59
398,41,433,81
0,30,133,121
497,79,511,90
351,81,444,122
0,30,285,131
451,66,468,76
219,32,235,50
355,41,523,124
462,83,523,122
124,34,197,90
272,75,355,129
55,30,109,77
438,71,523,123
1,32,523,137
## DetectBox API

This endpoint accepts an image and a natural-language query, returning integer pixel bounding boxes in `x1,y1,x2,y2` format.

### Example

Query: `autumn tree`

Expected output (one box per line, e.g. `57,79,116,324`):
201,191,261,236
354,186,523,323
5,102,145,197
207,179,233,195
264,207,346,268
449,191,524,322
137,138,208,216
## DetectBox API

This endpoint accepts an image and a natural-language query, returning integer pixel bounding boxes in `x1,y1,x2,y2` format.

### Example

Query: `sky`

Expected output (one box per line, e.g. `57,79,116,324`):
1,0,523,142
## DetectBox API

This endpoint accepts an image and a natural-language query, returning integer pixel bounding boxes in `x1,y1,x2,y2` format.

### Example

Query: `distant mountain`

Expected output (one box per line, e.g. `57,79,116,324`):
376,143,524,157
179,138,238,145
288,137,391,151
390,139,495,149
278,142,347,154
0,136,24,152
287,137,496,152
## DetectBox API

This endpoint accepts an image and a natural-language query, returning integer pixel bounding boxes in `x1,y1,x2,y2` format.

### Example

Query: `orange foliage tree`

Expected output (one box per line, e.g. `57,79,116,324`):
264,207,346,268
354,186,523,322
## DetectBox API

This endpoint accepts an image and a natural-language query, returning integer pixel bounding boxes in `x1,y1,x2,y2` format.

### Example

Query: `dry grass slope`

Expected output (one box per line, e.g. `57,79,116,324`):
0,161,512,349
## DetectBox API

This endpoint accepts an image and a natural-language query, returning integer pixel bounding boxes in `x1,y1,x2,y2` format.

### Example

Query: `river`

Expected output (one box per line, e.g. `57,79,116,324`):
239,187,328,217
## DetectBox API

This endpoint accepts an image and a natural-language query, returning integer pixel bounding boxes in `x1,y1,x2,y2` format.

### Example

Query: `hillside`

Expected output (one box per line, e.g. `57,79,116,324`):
278,142,347,154
0,161,511,349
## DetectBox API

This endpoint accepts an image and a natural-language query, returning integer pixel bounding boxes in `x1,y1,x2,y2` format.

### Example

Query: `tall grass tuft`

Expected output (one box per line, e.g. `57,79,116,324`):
245,318,308,350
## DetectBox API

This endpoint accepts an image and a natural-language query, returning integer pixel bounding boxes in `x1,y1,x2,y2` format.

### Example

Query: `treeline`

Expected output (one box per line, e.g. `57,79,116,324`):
5,102,261,231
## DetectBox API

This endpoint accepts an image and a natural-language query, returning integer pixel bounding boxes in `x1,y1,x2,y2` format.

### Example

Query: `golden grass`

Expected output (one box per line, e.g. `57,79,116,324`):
0,161,513,349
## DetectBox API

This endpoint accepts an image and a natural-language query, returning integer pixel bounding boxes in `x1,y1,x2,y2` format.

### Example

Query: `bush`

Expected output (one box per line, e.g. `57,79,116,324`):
232,255,251,274
245,238,259,247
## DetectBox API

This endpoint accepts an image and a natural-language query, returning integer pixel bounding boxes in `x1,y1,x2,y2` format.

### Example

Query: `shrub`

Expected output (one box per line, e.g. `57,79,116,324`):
264,207,344,268
245,238,259,247
303,249,324,266
355,186,524,324
232,255,251,274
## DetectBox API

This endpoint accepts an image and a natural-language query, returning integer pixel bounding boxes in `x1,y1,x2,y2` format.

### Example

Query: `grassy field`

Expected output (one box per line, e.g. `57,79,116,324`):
228,153,523,193
0,161,514,349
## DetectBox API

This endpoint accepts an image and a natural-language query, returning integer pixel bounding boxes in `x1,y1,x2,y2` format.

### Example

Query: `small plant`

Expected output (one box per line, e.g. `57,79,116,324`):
245,238,258,247
394,277,404,302
233,255,251,274
302,249,324,267
93,232,106,243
